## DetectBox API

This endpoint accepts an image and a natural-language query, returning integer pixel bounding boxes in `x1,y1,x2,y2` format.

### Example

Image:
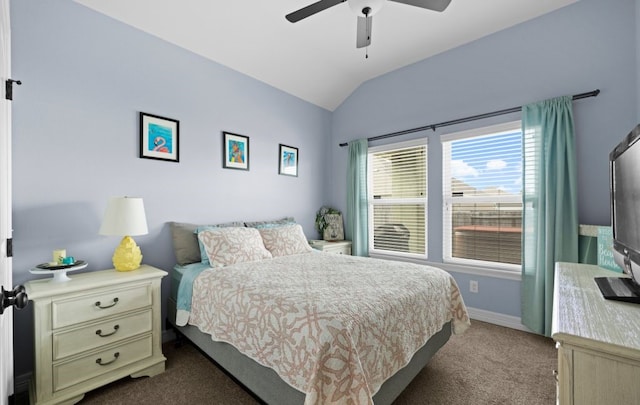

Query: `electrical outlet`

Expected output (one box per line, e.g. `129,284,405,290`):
470,280,479,293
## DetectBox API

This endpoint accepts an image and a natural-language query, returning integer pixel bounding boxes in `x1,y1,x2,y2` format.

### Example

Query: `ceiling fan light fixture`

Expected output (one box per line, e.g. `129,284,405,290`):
348,0,386,17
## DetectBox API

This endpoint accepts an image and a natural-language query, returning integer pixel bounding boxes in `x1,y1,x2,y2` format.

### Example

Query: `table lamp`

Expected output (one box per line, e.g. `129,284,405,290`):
99,196,148,271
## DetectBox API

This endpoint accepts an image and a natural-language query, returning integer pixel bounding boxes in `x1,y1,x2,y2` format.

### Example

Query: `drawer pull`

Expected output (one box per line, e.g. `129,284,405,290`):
96,324,120,338
95,352,120,366
95,297,119,309
552,369,559,382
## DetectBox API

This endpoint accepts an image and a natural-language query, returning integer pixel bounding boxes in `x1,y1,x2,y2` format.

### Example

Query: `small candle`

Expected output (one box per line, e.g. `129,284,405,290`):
53,249,66,264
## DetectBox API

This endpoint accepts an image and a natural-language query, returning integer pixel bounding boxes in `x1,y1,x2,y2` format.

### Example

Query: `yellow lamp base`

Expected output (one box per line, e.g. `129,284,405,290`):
112,235,143,272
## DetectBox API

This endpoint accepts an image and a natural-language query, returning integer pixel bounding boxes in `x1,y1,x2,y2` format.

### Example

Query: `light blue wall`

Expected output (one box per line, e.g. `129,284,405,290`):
9,0,640,381
10,0,331,376
330,0,638,318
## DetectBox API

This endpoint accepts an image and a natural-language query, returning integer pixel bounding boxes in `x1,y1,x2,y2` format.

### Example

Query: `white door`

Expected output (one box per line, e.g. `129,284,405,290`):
0,1,13,404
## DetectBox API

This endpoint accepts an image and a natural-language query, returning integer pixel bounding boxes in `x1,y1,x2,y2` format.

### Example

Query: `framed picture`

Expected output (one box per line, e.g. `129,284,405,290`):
223,131,249,170
323,213,344,241
278,144,298,177
139,112,179,162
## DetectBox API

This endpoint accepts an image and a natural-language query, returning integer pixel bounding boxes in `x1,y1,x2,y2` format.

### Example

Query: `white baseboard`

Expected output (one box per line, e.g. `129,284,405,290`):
466,306,534,333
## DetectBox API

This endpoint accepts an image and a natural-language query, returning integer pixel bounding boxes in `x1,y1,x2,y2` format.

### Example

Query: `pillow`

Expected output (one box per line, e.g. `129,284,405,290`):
245,216,296,229
258,224,313,257
194,222,245,265
197,227,272,267
169,221,243,266
170,222,201,266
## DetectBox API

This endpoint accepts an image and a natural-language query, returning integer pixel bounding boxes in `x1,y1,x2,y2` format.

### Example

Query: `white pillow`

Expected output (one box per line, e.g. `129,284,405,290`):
197,227,272,267
259,224,313,257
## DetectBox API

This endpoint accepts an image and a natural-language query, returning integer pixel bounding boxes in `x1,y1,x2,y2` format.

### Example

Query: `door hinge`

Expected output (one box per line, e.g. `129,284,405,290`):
6,238,12,258
5,78,22,100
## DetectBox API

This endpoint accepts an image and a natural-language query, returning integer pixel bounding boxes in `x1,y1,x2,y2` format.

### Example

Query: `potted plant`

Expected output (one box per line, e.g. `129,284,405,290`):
315,206,343,240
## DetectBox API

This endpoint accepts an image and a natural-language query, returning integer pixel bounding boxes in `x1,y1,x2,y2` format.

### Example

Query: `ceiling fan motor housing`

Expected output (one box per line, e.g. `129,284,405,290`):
348,0,386,17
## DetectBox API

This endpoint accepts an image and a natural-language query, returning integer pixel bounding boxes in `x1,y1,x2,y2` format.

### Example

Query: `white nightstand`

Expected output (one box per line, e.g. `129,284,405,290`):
24,265,167,405
309,240,352,255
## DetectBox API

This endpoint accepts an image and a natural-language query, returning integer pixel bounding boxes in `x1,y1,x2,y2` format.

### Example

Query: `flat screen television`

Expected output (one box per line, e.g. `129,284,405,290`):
611,124,640,282
595,124,640,302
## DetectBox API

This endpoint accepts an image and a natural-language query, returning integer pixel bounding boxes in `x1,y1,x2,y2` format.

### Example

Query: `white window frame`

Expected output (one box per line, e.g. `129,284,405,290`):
367,138,428,260
442,121,522,273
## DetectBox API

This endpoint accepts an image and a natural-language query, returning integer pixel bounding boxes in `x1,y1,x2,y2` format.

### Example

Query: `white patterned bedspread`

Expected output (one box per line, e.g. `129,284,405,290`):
186,252,470,404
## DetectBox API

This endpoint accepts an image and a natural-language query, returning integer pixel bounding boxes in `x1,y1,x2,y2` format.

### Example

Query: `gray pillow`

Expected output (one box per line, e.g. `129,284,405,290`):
169,222,200,266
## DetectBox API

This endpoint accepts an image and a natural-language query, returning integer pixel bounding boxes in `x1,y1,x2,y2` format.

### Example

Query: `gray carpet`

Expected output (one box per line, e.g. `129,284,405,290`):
75,320,556,404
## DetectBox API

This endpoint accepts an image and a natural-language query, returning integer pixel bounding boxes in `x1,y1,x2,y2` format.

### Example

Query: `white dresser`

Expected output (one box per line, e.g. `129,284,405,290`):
552,262,640,405
308,240,352,255
24,265,167,405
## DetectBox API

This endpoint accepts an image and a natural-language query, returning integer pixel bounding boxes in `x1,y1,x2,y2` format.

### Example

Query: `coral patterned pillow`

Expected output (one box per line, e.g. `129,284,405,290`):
197,227,272,267
259,224,313,257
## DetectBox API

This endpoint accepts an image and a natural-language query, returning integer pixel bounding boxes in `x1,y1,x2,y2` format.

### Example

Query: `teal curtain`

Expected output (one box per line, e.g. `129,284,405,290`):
521,96,578,336
346,139,369,256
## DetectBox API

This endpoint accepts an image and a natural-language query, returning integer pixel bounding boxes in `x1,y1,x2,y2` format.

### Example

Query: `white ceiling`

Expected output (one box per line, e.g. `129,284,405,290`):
73,0,578,111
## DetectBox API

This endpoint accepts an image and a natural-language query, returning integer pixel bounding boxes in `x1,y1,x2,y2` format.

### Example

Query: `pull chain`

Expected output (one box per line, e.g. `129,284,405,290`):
365,11,371,59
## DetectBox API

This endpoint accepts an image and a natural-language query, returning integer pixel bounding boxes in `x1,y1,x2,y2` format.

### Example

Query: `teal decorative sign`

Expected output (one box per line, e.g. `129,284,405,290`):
597,226,622,273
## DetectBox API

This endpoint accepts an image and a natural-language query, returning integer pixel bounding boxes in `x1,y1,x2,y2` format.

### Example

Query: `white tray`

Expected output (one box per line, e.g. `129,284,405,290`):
30,260,88,282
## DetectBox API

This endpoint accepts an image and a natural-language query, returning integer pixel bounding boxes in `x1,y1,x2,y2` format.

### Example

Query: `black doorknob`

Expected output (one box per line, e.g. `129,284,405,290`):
0,285,28,314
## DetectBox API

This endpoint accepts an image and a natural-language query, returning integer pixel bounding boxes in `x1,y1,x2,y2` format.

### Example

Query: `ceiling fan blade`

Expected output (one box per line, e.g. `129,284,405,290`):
356,16,372,48
286,0,346,23
389,0,452,12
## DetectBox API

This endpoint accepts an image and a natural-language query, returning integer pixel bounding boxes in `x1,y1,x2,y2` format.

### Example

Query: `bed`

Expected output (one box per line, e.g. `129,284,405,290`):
166,220,470,405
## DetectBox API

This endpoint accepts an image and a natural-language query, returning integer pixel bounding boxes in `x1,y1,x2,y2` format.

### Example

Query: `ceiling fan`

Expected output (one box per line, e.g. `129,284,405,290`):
286,0,452,50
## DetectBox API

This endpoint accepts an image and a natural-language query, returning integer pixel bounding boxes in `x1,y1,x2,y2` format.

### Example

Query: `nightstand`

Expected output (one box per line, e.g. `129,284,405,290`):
24,265,167,405
309,240,352,255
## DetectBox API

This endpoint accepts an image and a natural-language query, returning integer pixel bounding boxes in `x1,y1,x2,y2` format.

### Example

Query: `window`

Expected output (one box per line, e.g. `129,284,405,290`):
368,139,427,258
442,122,522,269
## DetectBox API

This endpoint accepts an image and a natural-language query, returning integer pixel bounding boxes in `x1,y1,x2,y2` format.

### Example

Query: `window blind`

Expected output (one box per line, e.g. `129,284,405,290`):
369,141,427,256
442,123,523,267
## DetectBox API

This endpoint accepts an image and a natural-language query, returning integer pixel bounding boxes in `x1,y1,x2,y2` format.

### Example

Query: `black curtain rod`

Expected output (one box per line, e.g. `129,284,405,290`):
338,89,601,147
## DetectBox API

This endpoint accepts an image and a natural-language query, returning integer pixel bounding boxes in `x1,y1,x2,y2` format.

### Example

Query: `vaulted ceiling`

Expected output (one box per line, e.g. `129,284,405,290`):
73,0,578,111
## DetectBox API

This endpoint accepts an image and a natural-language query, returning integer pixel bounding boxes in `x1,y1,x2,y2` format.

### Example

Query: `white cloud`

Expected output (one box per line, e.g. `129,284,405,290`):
451,160,478,177
486,159,507,170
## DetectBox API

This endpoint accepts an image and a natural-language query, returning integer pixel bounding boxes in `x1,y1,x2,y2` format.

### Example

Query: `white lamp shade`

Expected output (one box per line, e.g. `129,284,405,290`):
99,197,148,236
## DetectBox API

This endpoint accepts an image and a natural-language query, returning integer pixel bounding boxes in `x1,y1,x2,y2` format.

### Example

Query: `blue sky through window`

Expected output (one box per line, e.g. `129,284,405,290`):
450,131,522,195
